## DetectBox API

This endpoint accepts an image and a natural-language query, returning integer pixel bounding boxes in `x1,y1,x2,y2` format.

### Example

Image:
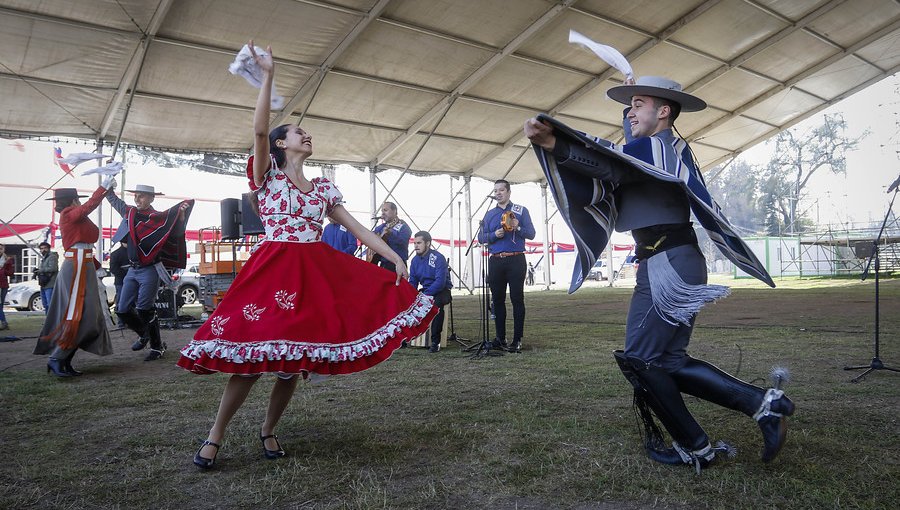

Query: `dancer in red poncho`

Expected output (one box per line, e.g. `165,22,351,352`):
178,41,436,469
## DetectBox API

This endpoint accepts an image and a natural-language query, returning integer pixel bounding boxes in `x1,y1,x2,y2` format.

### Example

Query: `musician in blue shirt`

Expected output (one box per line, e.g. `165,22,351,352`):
477,179,535,353
408,231,452,353
322,219,358,255
526,76,793,471
372,202,411,272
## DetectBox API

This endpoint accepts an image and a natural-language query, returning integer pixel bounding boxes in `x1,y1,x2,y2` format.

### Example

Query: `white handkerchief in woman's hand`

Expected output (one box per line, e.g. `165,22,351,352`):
228,44,285,110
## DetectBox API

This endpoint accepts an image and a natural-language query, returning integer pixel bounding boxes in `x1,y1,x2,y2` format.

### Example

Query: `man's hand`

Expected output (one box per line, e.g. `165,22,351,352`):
495,228,505,239
524,117,556,151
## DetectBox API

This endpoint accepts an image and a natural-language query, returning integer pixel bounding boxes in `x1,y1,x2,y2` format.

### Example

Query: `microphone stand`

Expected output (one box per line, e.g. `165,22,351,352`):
844,179,899,382
464,220,503,358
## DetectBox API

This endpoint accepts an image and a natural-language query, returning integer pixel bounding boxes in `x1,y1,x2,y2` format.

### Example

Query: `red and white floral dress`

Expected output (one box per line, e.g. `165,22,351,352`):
178,160,436,376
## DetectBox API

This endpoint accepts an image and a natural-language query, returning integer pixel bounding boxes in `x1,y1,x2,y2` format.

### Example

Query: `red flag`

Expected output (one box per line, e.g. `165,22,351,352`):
53,147,73,175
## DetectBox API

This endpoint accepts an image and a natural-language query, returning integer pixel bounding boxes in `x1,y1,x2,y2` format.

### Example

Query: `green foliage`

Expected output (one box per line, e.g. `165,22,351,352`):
709,114,869,236
761,114,867,233
707,160,764,233
125,148,247,175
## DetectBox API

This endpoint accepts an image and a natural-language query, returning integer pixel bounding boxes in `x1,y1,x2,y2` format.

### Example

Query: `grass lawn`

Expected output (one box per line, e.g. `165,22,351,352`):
1,277,898,509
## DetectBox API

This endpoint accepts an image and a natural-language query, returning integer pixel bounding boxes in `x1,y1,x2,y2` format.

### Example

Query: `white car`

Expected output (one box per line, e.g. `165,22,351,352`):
4,277,116,312
587,260,617,281
171,266,200,305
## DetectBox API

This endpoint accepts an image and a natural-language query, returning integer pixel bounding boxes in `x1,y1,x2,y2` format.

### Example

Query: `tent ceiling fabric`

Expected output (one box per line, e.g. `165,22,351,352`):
1,0,899,182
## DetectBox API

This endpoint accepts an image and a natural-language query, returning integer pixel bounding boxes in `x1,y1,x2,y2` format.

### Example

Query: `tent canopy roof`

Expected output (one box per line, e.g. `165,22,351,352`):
2,0,898,182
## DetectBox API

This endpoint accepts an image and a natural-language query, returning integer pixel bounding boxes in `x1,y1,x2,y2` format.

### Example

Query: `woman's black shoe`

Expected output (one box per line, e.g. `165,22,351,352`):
260,433,286,459
47,358,73,378
193,440,220,469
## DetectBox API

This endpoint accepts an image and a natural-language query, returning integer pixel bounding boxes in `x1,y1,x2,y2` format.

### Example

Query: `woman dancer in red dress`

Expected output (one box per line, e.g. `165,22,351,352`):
178,42,436,469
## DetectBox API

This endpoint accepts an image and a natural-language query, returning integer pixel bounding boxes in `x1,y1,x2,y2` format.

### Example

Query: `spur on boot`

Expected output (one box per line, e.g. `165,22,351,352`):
193,440,220,469
47,358,73,378
754,388,795,462
144,343,167,362
260,433,286,459
648,441,717,474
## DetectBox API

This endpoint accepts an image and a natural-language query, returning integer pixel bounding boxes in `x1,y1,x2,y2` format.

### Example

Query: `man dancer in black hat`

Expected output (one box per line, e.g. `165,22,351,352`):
526,76,794,471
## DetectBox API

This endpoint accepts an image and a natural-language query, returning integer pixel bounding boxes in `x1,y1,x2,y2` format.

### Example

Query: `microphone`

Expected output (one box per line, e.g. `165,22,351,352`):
371,216,383,220
486,194,497,200
887,174,900,194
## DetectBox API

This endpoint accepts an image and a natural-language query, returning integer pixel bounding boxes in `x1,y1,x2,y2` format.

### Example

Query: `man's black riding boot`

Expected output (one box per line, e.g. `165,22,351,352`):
117,310,149,351
614,351,715,470
671,357,795,462
138,309,165,361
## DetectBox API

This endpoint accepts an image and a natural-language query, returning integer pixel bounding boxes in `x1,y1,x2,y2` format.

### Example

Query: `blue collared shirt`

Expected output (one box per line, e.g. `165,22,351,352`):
373,220,412,262
409,248,451,296
477,202,536,254
321,223,357,254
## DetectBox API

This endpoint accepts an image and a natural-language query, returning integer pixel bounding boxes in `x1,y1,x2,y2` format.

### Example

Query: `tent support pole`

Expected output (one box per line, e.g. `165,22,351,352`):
464,176,474,295
541,182,550,290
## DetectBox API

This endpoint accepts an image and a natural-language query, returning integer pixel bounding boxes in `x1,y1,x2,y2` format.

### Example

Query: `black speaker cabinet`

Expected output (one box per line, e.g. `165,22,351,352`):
220,198,241,240
240,193,265,236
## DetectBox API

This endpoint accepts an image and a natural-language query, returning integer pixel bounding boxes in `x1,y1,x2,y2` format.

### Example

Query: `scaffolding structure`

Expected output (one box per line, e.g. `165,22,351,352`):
736,219,900,279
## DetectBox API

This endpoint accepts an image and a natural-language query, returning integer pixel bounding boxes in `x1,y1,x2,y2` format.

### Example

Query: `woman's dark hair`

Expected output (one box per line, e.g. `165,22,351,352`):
54,199,75,213
269,124,292,168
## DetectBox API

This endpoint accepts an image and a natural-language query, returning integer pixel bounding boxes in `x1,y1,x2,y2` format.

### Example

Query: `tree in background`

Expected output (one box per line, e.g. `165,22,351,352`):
127,149,246,176
706,159,765,234
759,113,867,234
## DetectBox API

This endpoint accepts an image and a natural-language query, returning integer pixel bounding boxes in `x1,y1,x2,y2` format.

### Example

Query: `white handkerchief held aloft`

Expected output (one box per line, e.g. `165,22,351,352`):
569,30,633,81
57,152,110,168
229,44,285,110
81,161,123,177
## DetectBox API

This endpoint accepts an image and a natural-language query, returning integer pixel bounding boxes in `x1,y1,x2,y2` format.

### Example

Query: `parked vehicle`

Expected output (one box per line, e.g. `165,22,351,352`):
587,260,618,281
100,266,199,308
4,277,116,312
172,265,201,306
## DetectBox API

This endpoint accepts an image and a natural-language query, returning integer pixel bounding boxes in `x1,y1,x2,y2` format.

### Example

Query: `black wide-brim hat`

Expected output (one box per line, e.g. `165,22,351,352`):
45,188,88,201
606,76,707,112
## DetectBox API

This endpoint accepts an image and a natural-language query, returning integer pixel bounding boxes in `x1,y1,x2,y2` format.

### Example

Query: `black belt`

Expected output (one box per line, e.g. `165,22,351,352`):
632,223,697,260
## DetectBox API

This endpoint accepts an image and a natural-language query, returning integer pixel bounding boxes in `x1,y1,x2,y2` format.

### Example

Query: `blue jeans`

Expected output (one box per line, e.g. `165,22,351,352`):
117,266,160,313
41,288,53,313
